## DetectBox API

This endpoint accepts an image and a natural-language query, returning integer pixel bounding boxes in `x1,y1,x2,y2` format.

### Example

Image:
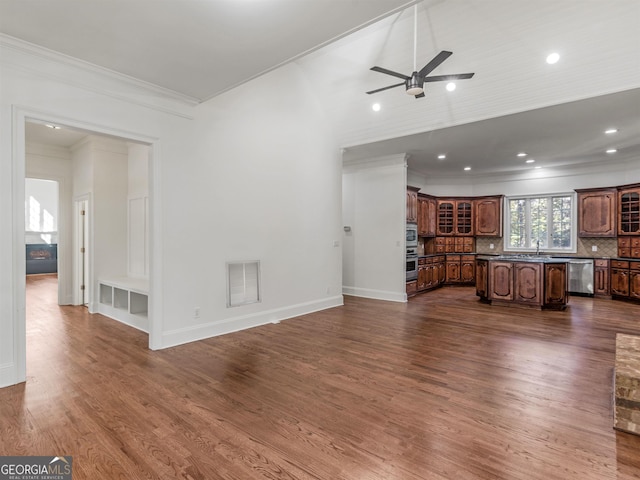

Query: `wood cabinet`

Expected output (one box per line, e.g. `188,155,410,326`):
418,257,435,291
611,260,630,297
461,256,476,283
445,254,475,284
446,255,461,283
618,185,640,235
618,237,640,258
488,261,514,301
437,199,474,236
514,262,542,305
434,236,475,253
406,280,418,296
544,263,568,307
610,260,640,300
594,259,610,298
576,188,617,237
437,259,446,284
416,255,446,293
417,194,436,237
630,263,640,300
455,200,473,235
475,259,488,299
481,258,568,309
473,196,503,237
407,186,420,223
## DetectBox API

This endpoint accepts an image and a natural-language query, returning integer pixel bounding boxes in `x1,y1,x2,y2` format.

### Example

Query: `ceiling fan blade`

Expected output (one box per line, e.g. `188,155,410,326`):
418,50,453,77
370,66,410,80
366,82,405,95
414,92,425,99
423,73,475,83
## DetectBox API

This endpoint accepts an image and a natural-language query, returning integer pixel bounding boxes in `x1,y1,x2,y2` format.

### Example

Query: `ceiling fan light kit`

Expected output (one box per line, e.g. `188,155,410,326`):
366,5,474,99
406,74,424,96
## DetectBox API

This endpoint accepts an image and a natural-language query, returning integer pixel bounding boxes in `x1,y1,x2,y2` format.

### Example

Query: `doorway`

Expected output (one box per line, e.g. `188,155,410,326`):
25,178,60,278
6,108,163,388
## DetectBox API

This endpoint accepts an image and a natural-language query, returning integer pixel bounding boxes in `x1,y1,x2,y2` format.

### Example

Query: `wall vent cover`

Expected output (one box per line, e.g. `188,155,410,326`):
227,261,261,307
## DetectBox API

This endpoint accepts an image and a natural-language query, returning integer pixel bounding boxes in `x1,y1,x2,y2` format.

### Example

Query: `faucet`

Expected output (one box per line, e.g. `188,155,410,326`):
536,239,540,255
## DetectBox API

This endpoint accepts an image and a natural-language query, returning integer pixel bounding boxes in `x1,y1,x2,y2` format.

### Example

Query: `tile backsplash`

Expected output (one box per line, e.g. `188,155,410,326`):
475,237,618,258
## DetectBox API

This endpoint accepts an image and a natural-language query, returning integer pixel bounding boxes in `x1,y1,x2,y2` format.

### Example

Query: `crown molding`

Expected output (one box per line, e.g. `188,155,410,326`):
0,34,198,119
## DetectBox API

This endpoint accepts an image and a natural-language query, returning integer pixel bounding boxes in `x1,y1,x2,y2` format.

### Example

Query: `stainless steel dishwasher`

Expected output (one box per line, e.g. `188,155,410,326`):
566,258,594,295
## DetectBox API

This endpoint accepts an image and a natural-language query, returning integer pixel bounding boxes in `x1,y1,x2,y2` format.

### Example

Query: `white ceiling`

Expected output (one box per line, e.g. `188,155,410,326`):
6,0,640,179
343,88,640,178
0,0,414,101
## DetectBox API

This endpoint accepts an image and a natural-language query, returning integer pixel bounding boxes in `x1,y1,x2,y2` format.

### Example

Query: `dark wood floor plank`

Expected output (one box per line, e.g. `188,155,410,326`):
1,274,639,479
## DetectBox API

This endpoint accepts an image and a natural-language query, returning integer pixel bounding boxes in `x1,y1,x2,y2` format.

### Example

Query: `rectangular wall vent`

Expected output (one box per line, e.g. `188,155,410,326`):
227,261,261,307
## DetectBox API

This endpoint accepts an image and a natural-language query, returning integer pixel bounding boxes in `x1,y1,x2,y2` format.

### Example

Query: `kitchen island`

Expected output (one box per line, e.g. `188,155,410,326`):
476,255,569,310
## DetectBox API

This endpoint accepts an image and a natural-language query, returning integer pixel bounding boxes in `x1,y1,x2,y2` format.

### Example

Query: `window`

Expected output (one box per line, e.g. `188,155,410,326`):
227,261,261,307
505,193,576,253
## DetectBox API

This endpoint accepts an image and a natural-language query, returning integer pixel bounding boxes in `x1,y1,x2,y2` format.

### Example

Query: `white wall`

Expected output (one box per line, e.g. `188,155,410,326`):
127,143,149,278
342,155,407,302
158,62,344,347
1,37,345,387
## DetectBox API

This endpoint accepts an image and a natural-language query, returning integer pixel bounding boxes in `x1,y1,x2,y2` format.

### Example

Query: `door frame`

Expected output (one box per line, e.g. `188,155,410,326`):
73,194,91,306
10,106,164,386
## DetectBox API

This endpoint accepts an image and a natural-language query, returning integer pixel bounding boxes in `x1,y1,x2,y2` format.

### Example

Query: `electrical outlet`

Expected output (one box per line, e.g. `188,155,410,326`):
193,307,200,318
592,245,598,252
489,243,495,250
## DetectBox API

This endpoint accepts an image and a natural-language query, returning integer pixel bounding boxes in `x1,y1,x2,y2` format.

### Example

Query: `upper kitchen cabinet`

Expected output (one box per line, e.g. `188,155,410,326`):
576,188,617,237
473,196,503,237
437,199,474,236
418,194,437,237
618,184,640,235
407,186,420,223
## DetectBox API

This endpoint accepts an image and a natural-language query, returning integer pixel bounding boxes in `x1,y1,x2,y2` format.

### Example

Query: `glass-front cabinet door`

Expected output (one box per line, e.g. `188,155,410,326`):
619,188,640,235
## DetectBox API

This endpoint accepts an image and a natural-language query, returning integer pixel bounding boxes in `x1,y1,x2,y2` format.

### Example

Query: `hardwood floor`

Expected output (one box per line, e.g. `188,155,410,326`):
2,275,640,479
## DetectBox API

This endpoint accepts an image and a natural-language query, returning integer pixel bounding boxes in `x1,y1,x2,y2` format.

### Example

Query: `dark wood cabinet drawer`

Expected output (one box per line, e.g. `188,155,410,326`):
630,262,640,271
595,259,609,267
612,260,630,269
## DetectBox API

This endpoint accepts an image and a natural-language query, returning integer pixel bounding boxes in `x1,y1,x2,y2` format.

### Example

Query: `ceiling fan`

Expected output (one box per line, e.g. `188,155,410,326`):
366,5,474,99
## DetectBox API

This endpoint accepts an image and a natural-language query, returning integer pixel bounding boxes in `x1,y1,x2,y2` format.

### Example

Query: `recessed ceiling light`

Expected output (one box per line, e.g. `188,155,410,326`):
464,166,471,171
446,82,456,92
371,103,381,112
546,52,560,64
45,124,61,129
517,152,527,157
606,148,617,154
605,128,618,134
526,159,535,164
534,166,542,169
437,154,446,160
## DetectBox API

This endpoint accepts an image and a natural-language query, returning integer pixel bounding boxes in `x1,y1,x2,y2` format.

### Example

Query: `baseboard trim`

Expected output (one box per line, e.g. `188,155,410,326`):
342,286,406,303
0,362,23,389
161,296,344,349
